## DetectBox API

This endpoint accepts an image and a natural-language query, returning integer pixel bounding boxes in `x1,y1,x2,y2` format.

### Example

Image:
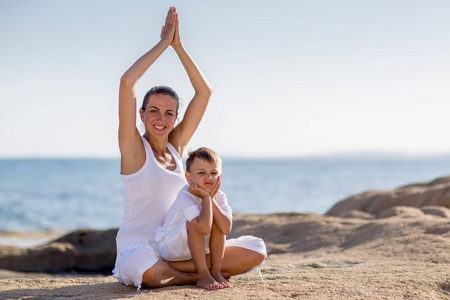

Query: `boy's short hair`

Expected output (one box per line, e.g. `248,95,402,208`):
185,147,222,172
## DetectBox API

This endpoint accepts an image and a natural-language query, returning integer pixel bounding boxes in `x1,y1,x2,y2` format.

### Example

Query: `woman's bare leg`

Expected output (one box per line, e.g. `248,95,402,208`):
209,223,233,288
221,246,266,276
167,246,266,276
141,259,196,288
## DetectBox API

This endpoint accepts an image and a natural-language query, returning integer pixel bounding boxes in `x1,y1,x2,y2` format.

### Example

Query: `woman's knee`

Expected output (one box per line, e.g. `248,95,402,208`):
251,251,266,267
141,260,168,287
142,266,158,287
236,247,265,269
142,259,197,287
223,247,266,275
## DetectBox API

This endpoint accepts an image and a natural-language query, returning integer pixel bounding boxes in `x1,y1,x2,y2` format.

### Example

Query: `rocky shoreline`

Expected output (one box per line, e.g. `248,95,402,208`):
1,176,449,299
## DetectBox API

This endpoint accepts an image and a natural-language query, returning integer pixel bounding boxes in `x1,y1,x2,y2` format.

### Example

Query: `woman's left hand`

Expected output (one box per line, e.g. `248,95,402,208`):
171,8,181,47
160,7,177,44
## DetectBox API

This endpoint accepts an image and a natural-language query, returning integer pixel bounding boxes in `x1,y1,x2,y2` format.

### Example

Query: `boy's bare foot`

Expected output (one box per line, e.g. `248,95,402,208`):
212,272,234,288
197,273,223,290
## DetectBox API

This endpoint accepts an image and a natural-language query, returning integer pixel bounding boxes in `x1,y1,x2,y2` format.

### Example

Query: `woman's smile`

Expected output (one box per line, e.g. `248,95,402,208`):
153,124,166,130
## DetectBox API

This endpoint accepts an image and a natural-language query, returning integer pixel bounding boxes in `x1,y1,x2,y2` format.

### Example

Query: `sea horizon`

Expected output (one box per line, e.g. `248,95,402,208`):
1,151,450,161
1,155,449,238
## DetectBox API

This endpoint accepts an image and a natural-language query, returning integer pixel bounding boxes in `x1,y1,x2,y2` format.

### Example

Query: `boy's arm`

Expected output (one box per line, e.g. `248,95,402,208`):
211,198,232,235
187,184,213,235
208,177,232,235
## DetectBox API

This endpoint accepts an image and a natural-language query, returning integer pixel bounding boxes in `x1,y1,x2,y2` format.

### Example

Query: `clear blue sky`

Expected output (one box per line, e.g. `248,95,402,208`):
1,0,449,158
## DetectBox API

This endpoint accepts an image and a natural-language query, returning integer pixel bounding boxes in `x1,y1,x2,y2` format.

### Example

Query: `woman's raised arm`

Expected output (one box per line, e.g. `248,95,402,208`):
169,12,213,156
118,7,177,171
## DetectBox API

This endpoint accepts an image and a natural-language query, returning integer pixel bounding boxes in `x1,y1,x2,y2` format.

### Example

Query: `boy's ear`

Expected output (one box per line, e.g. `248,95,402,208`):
185,171,192,184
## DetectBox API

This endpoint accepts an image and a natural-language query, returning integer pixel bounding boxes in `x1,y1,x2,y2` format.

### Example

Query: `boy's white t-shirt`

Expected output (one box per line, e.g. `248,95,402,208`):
155,184,232,261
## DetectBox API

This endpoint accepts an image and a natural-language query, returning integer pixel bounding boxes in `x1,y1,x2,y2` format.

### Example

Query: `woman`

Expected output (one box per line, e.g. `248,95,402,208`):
113,7,266,290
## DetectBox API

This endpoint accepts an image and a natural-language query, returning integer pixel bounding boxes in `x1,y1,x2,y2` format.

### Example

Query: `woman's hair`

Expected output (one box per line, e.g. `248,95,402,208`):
185,147,222,172
141,86,180,112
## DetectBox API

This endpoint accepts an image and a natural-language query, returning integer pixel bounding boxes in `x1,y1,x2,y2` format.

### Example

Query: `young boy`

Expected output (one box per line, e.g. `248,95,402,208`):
155,147,233,290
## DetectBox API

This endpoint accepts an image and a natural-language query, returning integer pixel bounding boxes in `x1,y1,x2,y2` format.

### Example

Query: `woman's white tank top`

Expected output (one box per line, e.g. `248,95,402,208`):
116,136,187,251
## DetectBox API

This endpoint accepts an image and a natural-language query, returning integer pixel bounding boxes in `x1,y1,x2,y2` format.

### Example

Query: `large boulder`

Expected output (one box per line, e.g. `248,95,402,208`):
325,176,450,218
0,229,118,273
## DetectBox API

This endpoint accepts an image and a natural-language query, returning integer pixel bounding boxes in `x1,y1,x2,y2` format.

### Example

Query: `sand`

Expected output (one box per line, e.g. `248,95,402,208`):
1,210,449,299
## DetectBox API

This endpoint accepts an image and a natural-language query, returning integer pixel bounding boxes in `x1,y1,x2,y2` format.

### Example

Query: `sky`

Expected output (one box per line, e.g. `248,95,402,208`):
1,0,449,158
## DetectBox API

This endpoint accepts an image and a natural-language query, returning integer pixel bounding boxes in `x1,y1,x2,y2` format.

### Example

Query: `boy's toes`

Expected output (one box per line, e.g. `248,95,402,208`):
208,282,220,290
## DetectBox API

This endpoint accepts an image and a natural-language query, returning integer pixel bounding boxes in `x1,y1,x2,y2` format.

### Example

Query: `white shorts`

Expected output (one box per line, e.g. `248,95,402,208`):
113,235,267,290
157,221,211,261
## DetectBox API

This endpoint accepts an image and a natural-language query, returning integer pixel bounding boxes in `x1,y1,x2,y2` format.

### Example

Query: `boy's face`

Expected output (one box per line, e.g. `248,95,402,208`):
186,158,222,193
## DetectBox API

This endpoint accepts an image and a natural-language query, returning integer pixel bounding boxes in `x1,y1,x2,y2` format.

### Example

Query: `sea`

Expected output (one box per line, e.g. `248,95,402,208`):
1,157,449,234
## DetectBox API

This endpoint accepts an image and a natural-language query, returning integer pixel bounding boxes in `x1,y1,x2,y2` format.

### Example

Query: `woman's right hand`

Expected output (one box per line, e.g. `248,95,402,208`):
160,7,177,44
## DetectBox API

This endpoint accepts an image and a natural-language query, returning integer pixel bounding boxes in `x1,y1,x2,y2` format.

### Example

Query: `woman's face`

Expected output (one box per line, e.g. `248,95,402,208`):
140,94,178,139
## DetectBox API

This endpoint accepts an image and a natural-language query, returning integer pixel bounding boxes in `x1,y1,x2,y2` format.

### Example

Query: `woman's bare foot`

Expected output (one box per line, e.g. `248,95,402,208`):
212,272,234,288
221,271,231,280
197,273,223,290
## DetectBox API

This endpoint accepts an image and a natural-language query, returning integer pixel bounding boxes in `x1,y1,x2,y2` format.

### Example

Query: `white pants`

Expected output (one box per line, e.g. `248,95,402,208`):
113,235,267,290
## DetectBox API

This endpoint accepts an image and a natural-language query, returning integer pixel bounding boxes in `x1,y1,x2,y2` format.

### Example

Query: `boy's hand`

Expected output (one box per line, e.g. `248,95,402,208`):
210,176,221,198
188,183,210,199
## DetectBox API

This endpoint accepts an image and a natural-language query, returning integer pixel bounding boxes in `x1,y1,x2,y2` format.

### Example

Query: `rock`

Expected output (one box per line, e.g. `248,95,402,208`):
420,206,450,218
326,176,450,217
378,206,424,219
0,229,118,273
52,228,118,272
339,210,375,220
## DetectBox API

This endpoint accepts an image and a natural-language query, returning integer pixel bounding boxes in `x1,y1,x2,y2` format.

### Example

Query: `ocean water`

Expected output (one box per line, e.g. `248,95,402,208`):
0,157,449,233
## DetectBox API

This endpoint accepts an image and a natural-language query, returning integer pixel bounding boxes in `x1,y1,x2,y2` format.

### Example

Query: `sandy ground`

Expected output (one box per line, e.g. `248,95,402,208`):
1,211,449,299
0,252,448,299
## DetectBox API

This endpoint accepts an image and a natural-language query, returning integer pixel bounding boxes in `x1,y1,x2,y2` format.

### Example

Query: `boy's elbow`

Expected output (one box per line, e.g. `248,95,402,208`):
190,217,212,235
194,221,211,235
